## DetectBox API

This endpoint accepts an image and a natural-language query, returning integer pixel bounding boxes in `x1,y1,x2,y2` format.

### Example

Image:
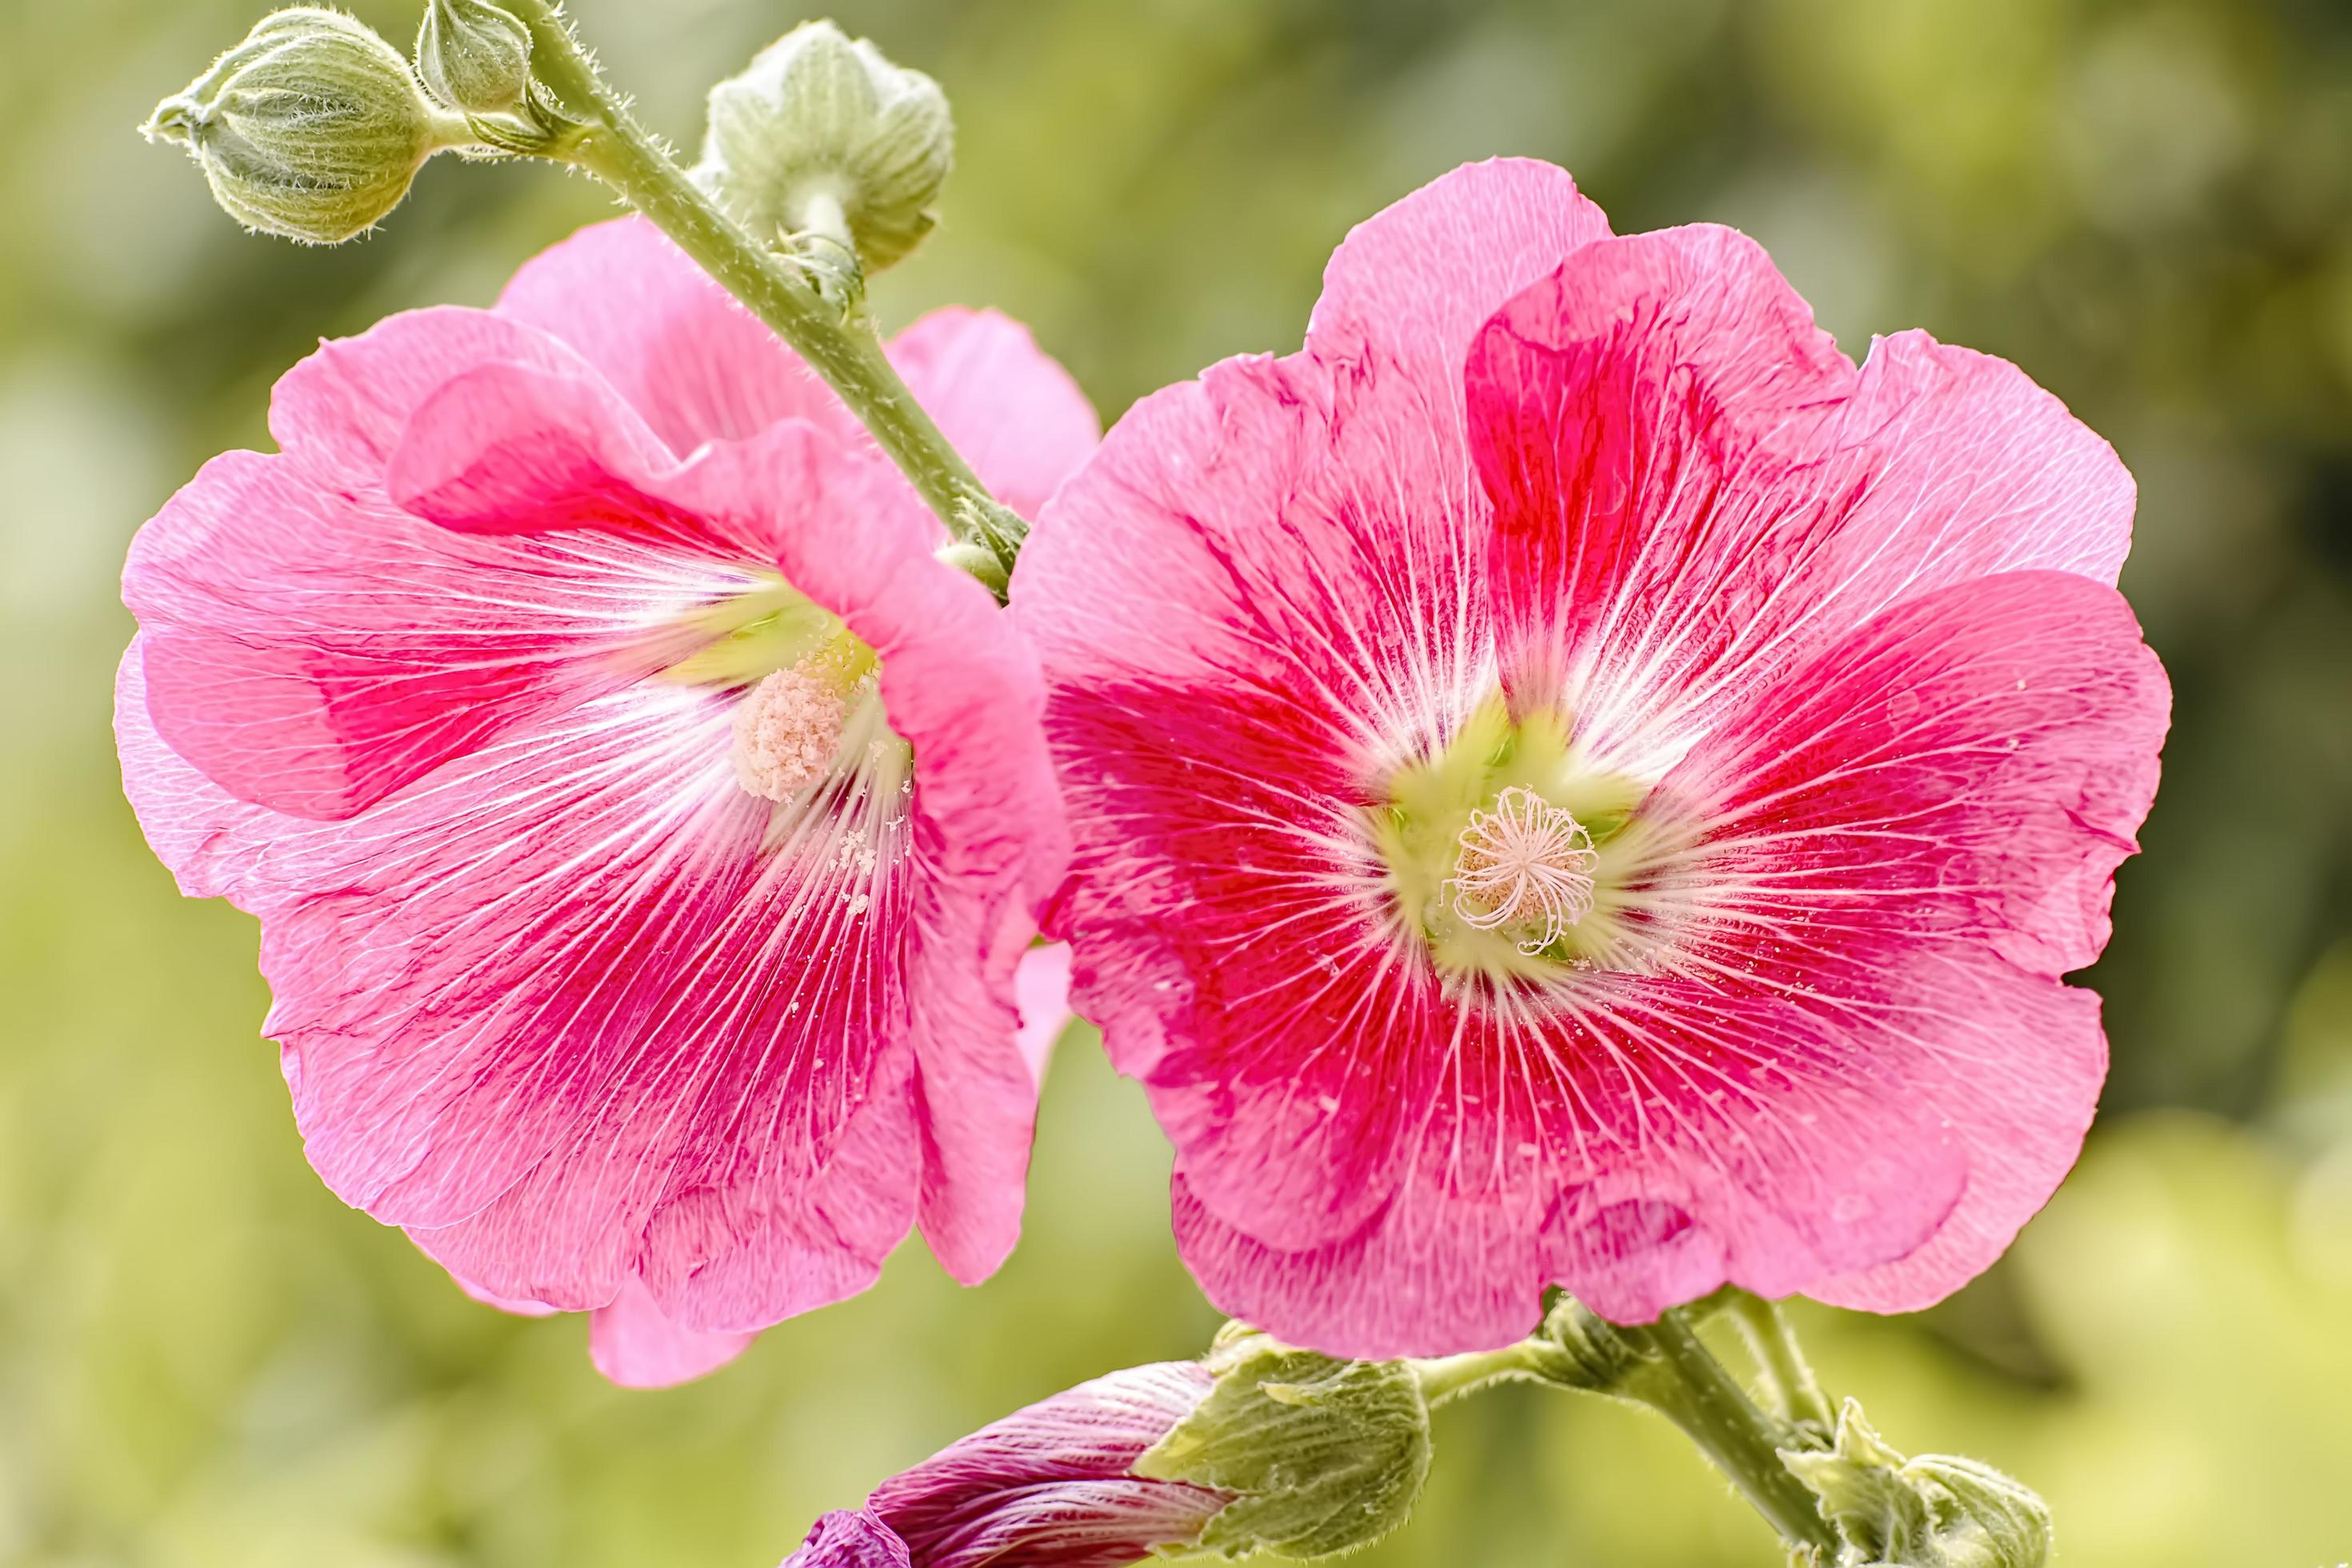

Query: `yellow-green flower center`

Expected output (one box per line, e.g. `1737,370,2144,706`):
1369,697,1654,983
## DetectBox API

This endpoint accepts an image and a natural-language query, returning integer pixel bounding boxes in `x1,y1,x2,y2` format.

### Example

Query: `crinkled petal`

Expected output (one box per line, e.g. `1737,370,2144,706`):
1036,678,1429,1253
587,1274,761,1389
1178,950,1989,1354
129,417,1058,1318
1470,229,2136,771
495,217,846,455
120,222,1082,1368
1654,570,2166,1308
1307,157,1611,390
266,305,616,484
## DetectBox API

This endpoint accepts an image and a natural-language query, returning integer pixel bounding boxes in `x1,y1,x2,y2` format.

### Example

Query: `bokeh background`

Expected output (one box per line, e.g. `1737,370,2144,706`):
2,0,2349,1562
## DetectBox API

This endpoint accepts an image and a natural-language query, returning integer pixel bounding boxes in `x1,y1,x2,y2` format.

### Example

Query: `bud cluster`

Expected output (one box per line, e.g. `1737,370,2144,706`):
143,7,470,244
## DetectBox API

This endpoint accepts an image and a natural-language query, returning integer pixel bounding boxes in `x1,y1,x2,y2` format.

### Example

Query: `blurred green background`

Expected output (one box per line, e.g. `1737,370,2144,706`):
2,0,2350,1563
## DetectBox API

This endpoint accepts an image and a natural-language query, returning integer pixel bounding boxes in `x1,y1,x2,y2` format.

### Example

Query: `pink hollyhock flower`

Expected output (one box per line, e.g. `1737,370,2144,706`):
1014,158,2170,1358
117,216,1096,1384
782,1362,1228,1568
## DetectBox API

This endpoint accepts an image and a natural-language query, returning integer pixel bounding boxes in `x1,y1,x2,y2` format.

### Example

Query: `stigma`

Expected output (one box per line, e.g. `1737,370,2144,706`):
1446,786,1598,954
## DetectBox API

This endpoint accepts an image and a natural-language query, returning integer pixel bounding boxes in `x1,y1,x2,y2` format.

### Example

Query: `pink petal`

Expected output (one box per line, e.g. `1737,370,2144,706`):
1307,156,1611,388
1170,940,2099,1354
495,217,847,455
120,222,1083,1374
886,309,1101,521
1662,570,2170,982
123,439,712,820
1470,229,2137,770
267,305,614,484
1013,943,1074,1087
443,1261,558,1318
783,1511,912,1568
1036,677,1429,1254
587,1274,760,1389
806,502,1066,1286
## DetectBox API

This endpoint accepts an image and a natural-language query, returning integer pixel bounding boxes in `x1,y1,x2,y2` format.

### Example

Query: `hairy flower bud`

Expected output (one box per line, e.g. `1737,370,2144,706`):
144,8,462,244
694,20,952,271
416,0,533,115
1781,1401,2054,1568
1134,1327,1432,1560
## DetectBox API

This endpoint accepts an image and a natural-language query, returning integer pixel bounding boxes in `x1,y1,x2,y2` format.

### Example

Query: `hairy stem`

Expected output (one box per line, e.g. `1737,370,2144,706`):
502,0,1002,549
1613,1312,1839,1557
1724,1291,1837,1437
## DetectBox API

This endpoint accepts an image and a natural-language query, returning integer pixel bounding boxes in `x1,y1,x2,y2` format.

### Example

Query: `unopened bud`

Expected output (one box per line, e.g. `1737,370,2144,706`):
1135,1327,1431,1560
144,8,463,244
1781,1400,2053,1568
417,0,533,115
694,20,952,271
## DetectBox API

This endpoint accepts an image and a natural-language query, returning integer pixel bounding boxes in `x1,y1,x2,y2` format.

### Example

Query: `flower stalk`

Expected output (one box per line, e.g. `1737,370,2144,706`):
498,0,1012,567
1607,1311,1842,1558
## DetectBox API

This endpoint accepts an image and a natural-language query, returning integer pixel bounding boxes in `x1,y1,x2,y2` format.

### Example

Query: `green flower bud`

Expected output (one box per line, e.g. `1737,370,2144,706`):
144,8,464,245
1136,1329,1431,1561
694,20,952,272
416,0,533,115
1904,1456,2054,1568
1780,1401,2053,1568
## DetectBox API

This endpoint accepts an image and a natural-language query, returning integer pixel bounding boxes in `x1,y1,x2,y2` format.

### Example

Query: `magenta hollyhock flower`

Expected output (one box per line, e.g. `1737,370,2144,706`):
117,216,1096,1384
1014,159,2171,1358
782,1363,1228,1568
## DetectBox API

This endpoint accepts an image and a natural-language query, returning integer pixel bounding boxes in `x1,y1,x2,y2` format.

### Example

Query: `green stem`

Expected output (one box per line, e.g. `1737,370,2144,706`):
1724,1291,1837,1437
1614,1312,1839,1558
1411,1340,1580,1407
505,1,1001,547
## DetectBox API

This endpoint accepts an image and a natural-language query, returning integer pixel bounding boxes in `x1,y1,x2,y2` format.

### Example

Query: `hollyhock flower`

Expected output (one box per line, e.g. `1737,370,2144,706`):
782,1362,1229,1568
1015,158,2170,1358
117,215,1096,1383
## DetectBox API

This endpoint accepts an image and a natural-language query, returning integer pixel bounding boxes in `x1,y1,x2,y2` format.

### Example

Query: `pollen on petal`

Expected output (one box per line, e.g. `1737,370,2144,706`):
731,661,849,802
1447,785,1598,954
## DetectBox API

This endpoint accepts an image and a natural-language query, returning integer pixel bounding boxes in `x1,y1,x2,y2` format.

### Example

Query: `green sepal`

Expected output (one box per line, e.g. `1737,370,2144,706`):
1780,1400,2052,1568
1137,1330,1431,1562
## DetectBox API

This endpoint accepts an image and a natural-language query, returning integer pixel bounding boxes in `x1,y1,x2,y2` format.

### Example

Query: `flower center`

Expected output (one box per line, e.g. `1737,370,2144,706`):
1365,694,1654,983
1447,786,1597,954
